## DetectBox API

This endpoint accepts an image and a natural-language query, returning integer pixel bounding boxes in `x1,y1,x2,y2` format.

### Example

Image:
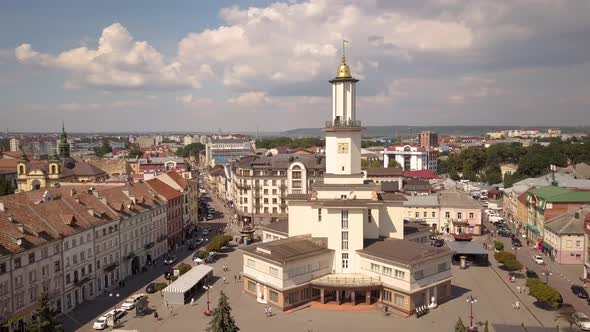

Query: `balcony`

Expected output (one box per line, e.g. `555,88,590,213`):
279,183,287,190
253,184,262,190
237,183,251,190
280,202,288,209
311,274,381,288
103,262,119,273
124,252,136,261
324,119,361,128
144,242,155,250
254,191,261,199
74,277,91,287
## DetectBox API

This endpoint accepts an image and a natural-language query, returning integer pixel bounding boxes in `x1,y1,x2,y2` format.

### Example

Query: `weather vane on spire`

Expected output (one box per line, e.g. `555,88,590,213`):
342,40,349,62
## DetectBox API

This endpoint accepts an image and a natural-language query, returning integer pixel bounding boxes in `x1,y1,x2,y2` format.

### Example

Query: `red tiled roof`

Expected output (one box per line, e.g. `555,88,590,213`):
146,178,182,201
0,159,16,170
165,170,188,190
403,170,440,179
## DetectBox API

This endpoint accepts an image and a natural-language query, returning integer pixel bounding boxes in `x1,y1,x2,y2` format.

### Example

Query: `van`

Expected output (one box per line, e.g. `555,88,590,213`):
489,216,504,224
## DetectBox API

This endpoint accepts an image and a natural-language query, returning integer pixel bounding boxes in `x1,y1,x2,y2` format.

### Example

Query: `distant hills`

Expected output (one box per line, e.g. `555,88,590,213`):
280,125,590,137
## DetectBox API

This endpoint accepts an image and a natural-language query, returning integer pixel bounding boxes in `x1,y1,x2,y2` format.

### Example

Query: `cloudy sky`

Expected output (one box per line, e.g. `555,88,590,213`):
1,0,589,132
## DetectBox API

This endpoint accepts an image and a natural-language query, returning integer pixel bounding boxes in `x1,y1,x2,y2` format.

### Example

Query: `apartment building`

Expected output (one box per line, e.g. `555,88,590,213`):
438,192,483,235
205,138,254,165
230,154,325,224
146,179,183,250
403,196,440,231
383,145,438,172
156,171,193,238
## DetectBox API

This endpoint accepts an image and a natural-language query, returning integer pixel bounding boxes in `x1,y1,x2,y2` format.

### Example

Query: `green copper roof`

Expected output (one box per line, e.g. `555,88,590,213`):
528,186,590,203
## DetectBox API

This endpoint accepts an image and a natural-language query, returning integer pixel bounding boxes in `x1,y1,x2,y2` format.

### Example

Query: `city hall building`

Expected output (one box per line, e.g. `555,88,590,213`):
241,53,453,316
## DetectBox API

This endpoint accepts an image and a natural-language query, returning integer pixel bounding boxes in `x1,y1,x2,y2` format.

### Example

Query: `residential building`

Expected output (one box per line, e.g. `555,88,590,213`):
0,170,17,194
543,207,587,264
129,157,186,175
205,138,254,165
241,54,453,316
418,131,438,148
438,192,483,235
230,154,325,224
582,213,590,280
183,135,193,146
207,165,230,202
9,139,19,152
364,168,403,189
524,186,590,245
147,179,183,250
383,145,438,172
500,164,518,180
403,196,440,232
136,136,155,149
156,170,193,238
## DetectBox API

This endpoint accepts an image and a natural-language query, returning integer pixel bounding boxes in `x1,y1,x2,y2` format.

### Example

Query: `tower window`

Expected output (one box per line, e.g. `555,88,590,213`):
342,166,345,171
18,165,24,175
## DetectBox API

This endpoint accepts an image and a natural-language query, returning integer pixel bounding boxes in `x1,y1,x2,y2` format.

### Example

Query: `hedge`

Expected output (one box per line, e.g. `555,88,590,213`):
494,241,504,251
207,235,233,252
503,259,523,271
526,278,561,308
154,282,167,291
177,262,192,276
494,251,515,264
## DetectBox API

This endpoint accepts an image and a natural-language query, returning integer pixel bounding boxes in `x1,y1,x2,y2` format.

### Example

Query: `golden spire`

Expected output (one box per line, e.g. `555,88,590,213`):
337,40,351,78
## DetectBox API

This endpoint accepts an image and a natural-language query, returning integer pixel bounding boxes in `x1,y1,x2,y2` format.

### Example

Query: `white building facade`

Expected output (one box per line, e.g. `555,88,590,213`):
383,145,438,172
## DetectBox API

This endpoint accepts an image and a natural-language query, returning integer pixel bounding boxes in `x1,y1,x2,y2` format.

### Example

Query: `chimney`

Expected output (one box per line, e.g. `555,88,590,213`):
16,223,25,234
7,215,14,223
99,197,107,205
70,189,77,196
87,209,94,217
74,197,80,204
0,202,4,212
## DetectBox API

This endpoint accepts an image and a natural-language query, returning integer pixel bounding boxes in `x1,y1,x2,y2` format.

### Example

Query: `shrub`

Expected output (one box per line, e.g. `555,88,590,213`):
207,234,233,252
494,251,515,264
503,259,523,271
198,250,210,259
154,283,167,291
494,241,504,251
177,262,192,276
527,279,562,308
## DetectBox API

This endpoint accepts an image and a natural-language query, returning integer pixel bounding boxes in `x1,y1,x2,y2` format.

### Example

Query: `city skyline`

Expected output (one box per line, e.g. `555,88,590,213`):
1,0,590,132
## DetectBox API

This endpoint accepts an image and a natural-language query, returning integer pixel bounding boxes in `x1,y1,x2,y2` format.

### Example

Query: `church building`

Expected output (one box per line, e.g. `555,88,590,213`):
241,51,454,316
16,125,107,192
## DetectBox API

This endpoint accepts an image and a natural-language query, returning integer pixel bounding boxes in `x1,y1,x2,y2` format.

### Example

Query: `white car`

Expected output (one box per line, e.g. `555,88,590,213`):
573,312,590,331
121,294,146,310
533,255,544,265
93,316,108,330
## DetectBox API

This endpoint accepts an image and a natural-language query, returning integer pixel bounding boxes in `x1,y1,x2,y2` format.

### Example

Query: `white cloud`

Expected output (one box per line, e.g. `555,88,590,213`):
15,23,208,89
176,94,214,107
227,91,271,106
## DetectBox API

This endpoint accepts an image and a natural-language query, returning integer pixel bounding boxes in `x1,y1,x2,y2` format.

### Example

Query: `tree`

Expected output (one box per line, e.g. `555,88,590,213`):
455,317,467,332
503,259,523,272
527,278,562,308
388,159,400,168
484,164,502,185
494,251,515,264
176,143,205,159
0,177,14,196
483,320,489,332
493,241,504,251
95,138,112,157
28,292,63,332
207,235,232,252
503,173,515,188
361,159,382,168
176,262,192,275
207,291,239,332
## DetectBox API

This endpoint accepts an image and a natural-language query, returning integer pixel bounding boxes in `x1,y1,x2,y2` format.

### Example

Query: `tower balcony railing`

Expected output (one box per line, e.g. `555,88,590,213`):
325,119,361,128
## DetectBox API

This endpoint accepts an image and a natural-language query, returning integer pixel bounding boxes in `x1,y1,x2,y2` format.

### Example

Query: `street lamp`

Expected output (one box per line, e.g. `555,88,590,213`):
466,295,478,332
542,268,553,285
203,284,213,316
109,293,120,330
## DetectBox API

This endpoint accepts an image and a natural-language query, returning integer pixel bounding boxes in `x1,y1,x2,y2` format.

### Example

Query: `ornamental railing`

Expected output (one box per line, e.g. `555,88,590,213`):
325,119,361,128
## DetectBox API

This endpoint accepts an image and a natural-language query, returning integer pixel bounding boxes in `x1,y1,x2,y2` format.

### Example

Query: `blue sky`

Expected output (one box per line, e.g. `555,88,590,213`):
1,0,590,132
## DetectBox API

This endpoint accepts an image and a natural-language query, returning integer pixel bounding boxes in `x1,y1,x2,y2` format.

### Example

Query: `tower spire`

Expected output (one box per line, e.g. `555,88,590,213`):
336,40,351,78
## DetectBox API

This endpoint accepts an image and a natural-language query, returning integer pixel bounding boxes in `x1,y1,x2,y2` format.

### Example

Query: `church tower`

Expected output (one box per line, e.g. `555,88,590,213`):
58,122,70,159
323,46,363,185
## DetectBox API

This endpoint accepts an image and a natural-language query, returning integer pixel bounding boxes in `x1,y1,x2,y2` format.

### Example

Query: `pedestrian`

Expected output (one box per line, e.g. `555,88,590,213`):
517,286,521,294
154,311,159,320
264,306,268,318
234,274,237,283
223,276,227,284
515,301,520,310
169,305,173,315
165,300,169,308
238,273,242,281
268,306,272,317
191,297,195,305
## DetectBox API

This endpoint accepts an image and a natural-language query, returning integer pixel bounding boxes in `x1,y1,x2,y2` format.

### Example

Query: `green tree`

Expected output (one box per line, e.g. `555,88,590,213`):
0,177,15,196
207,291,239,332
388,159,400,168
493,241,504,251
494,251,515,264
484,164,502,184
503,259,523,271
527,278,562,308
483,320,489,332
176,143,205,159
95,139,112,157
28,292,63,332
503,173,515,188
455,317,467,332
176,262,192,275
207,235,232,252
361,159,382,168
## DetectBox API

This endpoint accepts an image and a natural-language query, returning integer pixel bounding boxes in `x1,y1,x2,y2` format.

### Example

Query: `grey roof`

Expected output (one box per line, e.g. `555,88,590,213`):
439,192,481,208
235,154,325,170
447,241,488,255
507,173,590,195
358,238,452,266
403,222,431,235
379,193,408,202
544,207,589,235
365,167,402,177
260,219,289,236
211,138,251,144
403,179,432,192
380,181,399,192
163,264,213,293
403,195,439,207
241,236,332,264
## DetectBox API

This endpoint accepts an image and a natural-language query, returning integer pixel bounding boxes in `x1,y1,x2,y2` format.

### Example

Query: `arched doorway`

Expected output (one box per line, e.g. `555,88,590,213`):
32,180,41,190
131,256,140,275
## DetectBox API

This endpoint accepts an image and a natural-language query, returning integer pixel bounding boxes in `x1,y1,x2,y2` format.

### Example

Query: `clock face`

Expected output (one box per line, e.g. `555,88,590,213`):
337,143,349,154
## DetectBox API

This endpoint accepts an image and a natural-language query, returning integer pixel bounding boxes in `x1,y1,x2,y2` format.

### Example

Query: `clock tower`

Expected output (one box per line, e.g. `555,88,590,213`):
323,49,363,185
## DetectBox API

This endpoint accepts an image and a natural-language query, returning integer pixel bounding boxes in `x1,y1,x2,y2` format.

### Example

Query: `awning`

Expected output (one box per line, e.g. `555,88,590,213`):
524,224,540,235
541,241,554,251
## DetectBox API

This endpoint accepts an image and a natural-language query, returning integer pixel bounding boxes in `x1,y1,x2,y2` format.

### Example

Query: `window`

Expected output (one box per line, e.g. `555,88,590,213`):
577,240,582,247
423,212,427,218
457,212,462,220
247,259,256,268
269,290,279,303
301,288,311,300
371,263,380,272
247,281,256,292
54,261,60,272
65,274,71,284
394,294,404,306
341,231,348,250
368,209,373,223
286,292,298,305
383,290,392,302
382,266,392,276
14,275,23,288
414,270,424,280
318,208,322,222
445,212,450,219
269,267,279,277
566,240,572,248
0,263,5,275
394,270,405,280
342,253,349,269
41,248,48,259
432,212,436,218
341,210,348,229
14,257,21,269
340,194,347,199
415,212,419,218
469,212,474,219
42,265,48,277
438,262,448,272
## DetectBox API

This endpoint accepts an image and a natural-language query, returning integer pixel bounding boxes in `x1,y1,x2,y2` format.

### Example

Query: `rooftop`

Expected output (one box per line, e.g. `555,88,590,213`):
234,154,325,170
403,195,439,207
365,167,402,177
544,206,589,235
241,235,332,265
358,238,452,266
259,219,289,236
529,186,590,203
439,192,481,208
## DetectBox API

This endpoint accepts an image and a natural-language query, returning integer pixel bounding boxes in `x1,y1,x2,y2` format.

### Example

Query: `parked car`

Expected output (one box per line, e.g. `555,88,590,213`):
206,214,214,220
195,238,204,246
572,312,590,331
572,285,589,299
202,229,209,236
432,239,445,247
532,255,544,265
511,238,522,247
146,282,162,294
498,229,512,237
93,316,108,330
121,294,146,310
489,216,505,224
163,255,177,265
526,270,539,279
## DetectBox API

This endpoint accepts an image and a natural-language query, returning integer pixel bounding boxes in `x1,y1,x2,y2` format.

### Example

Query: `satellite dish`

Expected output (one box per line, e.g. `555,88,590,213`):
16,239,22,246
